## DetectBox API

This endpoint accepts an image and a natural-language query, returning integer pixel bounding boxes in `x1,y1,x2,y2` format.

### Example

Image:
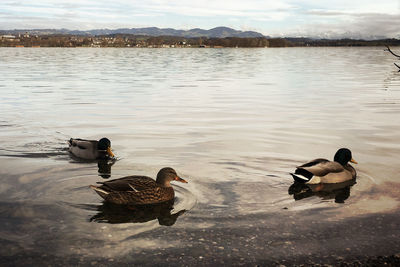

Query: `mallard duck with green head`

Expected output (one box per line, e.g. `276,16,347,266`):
68,137,115,160
90,167,188,205
291,148,357,184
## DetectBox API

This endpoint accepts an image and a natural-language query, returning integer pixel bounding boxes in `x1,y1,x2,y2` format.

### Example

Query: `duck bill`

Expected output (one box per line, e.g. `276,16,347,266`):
107,147,115,158
175,176,188,183
350,158,358,164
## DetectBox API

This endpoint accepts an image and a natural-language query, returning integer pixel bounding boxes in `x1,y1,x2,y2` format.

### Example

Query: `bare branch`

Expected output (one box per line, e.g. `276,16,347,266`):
385,45,400,58
394,62,400,72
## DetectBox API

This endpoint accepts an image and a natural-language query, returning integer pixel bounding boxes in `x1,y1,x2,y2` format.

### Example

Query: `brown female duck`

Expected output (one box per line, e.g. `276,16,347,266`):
90,167,188,205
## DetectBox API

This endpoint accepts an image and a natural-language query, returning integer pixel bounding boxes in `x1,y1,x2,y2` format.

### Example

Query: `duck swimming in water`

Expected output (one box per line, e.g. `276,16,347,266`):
90,167,188,205
291,148,357,184
68,137,115,160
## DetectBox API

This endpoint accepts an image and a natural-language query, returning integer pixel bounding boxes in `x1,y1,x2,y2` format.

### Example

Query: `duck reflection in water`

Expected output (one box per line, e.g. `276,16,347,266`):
288,179,356,203
90,199,186,226
97,159,116,179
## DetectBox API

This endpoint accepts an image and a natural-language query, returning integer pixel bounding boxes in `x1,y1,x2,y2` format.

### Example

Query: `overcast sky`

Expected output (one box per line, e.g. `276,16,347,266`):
1,0,399,39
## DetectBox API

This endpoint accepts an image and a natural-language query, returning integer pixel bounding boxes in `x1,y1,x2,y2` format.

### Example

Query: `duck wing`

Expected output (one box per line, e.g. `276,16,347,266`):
69,138,97,150
297,158,329,168
97,176,157,192
106,186,174,205
297,159,344,177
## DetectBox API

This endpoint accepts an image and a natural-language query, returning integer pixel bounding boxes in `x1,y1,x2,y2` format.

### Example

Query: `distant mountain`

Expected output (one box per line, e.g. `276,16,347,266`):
1,26,265,38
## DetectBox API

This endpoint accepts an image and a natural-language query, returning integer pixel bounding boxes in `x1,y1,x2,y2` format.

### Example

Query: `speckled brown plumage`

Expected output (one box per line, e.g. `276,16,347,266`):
90,167,187,205
98,176,158,191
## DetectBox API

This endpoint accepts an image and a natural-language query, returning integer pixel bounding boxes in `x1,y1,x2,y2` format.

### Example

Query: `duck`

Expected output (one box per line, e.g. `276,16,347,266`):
90,167,188,205
290,148,357,184
68,137,115,160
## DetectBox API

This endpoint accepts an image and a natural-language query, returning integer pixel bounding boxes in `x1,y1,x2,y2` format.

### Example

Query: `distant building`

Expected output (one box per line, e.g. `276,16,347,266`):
1,35,15,39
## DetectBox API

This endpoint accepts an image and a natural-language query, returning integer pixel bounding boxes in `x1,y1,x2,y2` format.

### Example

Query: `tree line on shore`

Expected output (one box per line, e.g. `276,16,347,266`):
1,33,399,48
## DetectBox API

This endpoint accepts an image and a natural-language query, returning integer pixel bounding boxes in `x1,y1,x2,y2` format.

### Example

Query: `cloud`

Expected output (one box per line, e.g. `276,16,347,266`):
277,12,400,39
305,10,353,17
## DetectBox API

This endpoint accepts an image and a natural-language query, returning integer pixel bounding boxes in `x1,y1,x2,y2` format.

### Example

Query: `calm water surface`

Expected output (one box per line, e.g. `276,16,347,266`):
0,47,399,265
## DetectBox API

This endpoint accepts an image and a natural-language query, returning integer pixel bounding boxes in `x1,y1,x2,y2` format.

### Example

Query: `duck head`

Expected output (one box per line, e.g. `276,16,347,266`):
97,137,115,158
334,148,358,166
156,167,188,187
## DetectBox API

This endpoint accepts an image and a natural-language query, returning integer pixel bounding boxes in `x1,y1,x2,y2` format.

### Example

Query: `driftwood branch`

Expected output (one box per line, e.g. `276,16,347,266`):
385,45,400,58
394,62,400,72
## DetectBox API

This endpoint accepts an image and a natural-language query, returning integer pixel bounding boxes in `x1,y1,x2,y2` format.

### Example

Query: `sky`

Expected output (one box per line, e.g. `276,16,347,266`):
1,0,400,39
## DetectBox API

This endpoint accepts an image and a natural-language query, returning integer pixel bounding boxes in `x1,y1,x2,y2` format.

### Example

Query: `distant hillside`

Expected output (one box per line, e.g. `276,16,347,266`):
0,26,265,38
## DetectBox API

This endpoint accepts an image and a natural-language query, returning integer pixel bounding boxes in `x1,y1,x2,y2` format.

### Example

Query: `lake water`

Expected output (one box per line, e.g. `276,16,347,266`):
0,47,399,265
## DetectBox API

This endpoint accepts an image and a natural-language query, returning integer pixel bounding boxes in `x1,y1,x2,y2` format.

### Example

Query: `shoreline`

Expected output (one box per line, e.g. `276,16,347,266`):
1,250,399,266
2,35,400,48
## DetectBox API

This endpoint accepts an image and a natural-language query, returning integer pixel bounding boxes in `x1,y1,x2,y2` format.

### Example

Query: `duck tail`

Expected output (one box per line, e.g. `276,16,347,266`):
90,185,109,199
291,168,313,183
291,173,310,183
